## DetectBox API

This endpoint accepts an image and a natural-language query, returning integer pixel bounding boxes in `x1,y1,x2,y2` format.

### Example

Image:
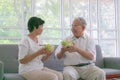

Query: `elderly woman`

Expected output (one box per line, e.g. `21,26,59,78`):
18,17,63,80
55,17,106,80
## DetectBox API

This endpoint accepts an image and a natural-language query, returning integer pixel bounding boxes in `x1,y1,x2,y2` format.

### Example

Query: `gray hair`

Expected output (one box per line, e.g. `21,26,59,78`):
75,17,87,27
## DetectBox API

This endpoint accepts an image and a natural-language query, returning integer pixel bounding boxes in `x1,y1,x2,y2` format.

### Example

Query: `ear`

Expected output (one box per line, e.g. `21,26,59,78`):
34,27,37,30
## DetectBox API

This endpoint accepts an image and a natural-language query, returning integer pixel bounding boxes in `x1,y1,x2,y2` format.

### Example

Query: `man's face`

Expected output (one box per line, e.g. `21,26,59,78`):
71,19,85,38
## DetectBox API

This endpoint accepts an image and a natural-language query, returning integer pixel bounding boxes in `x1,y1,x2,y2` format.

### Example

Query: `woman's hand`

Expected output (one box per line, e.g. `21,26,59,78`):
45,48,54,56
39,47,54,55
41,48,54,61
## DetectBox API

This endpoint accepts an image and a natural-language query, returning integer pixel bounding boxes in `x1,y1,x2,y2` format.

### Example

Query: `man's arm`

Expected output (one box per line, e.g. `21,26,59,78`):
67,44,95,60
56,45,70,59
57,49,65,59
76,47,94,60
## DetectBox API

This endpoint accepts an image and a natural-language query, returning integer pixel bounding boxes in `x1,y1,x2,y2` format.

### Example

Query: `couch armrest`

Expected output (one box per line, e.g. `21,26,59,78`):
104,57,120,69
0,61,4,80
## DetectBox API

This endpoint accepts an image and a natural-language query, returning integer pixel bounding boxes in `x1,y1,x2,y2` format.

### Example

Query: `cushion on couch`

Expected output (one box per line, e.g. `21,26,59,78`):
43,45,64,71
95,45,104,68
0,45,18,73
4,73,26,80
0,61,4,80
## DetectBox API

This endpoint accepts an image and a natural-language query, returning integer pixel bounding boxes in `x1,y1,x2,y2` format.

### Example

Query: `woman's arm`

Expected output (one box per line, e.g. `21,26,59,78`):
19,48,44,64
41,50,53,61
41,54,50,61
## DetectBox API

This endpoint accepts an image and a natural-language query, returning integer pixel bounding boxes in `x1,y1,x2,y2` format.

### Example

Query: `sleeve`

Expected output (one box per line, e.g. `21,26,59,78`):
18,38,29,60
86,37,96,61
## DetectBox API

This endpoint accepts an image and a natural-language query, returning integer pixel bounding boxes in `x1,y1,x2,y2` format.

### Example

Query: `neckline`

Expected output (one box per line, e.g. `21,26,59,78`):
27,36,38,45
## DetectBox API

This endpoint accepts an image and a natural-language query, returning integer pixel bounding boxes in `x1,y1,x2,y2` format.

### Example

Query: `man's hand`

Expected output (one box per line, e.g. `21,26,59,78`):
61,46,70,53
62,42,78,53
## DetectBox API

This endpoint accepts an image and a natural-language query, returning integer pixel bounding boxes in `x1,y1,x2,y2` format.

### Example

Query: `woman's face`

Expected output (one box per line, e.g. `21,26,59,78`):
35,25,43,35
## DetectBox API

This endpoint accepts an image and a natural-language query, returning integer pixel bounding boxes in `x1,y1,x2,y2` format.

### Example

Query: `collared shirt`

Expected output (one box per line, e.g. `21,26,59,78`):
18,36,44,74
55,32,96,66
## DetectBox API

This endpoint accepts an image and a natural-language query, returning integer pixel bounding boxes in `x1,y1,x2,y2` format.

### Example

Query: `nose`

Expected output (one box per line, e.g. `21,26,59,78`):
72,27,77,30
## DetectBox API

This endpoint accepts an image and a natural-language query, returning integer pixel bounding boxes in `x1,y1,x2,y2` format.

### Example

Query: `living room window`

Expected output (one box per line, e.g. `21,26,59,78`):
0,0,119,57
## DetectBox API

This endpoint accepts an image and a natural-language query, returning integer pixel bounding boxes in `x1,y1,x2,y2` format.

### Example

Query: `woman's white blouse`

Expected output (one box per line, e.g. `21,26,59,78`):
18,36,44,74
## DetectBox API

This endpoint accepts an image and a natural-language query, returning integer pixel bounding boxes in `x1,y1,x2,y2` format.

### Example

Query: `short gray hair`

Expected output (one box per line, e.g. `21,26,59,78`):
75,17,87,27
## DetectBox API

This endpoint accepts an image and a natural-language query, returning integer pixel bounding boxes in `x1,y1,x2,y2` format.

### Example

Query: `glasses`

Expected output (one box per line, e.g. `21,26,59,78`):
71,24,82,27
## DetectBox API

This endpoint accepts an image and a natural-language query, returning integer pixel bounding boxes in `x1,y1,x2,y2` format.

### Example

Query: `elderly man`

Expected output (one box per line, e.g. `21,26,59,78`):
55,17,106,80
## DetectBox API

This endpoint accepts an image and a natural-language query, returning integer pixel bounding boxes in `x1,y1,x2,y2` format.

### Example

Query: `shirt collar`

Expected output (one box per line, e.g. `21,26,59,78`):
72,32,87,40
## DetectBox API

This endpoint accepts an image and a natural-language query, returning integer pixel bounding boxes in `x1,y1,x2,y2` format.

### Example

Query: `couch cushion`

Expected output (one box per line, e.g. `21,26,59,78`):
95,45,104,68
44,45,64,71
4,73,26,80
0,44,18,73
44,56,64,71
103,68,120,75
104,57,120,69
0,61,4,80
